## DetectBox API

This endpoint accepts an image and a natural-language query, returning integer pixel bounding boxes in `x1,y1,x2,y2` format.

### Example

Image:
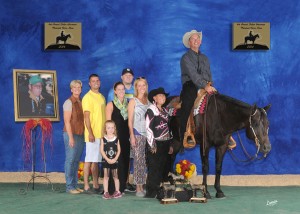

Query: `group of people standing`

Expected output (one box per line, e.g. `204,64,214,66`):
62,29,235,200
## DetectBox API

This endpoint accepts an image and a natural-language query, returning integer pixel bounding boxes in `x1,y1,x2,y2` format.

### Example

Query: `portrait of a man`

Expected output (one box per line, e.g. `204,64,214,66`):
13,69,59,122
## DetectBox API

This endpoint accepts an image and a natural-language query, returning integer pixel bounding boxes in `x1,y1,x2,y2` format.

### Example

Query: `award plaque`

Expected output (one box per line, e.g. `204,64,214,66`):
233,22,270,50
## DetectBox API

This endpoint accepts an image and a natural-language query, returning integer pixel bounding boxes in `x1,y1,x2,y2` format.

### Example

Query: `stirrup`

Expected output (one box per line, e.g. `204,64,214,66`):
228,137,237,150
183,132,196,148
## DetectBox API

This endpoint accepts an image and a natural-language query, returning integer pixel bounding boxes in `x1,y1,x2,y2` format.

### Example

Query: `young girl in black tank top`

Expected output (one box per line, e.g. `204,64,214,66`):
100,120,122,199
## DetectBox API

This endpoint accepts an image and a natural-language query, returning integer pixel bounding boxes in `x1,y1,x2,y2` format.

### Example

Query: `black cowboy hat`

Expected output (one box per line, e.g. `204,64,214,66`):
148,87,169,103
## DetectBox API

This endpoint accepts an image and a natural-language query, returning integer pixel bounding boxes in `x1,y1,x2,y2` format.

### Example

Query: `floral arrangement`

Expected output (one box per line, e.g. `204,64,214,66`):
78,162,92,182
175,160,196,180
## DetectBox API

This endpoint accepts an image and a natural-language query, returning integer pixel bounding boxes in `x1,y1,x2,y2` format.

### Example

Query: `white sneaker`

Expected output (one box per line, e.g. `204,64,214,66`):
136,191,145,197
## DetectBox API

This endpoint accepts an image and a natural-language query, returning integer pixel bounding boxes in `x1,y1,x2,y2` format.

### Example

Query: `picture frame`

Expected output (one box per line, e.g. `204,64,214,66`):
13,69,60,122
232,22,270,50
44,22,82,50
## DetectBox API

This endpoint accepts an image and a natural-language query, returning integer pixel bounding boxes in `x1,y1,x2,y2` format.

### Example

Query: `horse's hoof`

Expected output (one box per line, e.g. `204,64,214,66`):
204,192,212,199
216,192,226,198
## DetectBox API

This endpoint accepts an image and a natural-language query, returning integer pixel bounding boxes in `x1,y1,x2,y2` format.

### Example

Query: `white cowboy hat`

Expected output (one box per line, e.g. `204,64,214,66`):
182,30,202,48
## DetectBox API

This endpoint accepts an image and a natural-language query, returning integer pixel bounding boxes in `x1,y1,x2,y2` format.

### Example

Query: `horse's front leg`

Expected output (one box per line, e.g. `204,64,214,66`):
200,144,211,199
214,144,227,198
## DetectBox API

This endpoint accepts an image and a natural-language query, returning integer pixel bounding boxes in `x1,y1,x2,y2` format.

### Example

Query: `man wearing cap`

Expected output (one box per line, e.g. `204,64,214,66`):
107,68,136,193
19,75,53,116
180,30,217,149
107,68,134,103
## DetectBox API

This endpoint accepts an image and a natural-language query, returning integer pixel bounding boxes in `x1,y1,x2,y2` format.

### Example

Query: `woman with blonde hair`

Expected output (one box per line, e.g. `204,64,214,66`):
63,80,85,194
128,77,150,197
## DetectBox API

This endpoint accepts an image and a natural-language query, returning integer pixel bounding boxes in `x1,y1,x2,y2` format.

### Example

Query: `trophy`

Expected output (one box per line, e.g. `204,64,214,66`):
160,184,178,204
189,184,207,203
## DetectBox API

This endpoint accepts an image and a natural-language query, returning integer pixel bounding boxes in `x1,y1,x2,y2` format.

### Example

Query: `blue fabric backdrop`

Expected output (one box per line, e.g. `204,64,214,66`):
0,0,299,175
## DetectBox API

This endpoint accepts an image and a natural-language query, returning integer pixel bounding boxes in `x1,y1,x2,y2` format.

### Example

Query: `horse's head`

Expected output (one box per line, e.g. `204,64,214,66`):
246,104,271,157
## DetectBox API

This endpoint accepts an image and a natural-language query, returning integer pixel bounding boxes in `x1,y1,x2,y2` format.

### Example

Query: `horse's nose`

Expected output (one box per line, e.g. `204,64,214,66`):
263,143,271,153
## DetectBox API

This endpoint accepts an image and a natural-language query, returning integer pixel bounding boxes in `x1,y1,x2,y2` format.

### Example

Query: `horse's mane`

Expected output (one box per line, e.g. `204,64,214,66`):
217,93,252,109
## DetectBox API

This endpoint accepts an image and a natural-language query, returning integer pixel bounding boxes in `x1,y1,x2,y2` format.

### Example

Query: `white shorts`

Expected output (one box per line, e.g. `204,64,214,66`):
85,138,102,162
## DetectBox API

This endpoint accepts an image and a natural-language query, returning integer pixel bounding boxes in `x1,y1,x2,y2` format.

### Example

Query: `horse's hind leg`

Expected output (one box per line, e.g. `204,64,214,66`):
214,145,227,198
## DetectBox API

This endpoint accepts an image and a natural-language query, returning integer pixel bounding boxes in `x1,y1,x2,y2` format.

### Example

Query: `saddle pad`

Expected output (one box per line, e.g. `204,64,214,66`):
193,94,208,116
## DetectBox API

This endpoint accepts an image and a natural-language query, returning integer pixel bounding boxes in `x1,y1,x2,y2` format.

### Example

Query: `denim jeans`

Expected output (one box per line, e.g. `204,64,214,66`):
63,132,84,192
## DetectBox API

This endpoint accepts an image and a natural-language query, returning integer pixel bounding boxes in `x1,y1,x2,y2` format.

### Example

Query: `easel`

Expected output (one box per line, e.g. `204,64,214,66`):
19,119,55,194
26,126,54,191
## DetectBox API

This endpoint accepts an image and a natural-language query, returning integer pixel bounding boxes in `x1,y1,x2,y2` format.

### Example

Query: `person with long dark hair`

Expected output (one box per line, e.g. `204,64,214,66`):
106,82,130,194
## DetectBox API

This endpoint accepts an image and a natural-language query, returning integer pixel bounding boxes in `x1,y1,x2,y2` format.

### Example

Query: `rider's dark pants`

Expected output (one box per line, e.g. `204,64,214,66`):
180,81,198,145
145,140,170,198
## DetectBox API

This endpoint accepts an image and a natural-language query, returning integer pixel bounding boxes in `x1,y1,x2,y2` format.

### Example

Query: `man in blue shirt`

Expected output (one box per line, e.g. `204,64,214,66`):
107,68,136,192
107,68,134,103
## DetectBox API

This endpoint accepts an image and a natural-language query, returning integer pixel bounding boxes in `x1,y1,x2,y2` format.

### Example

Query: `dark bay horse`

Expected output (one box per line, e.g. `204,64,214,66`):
166,93,271,198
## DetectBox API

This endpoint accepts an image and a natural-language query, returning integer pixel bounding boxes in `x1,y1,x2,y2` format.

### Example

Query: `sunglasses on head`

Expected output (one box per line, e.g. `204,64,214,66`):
136,76,145,80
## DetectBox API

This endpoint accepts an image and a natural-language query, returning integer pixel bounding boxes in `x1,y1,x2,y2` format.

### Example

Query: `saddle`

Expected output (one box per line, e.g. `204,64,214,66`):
172,90,236,150
183,89,207,149
166,90,208,149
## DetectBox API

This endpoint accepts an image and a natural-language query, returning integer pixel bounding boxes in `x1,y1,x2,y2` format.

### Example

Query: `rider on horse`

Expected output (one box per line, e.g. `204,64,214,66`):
180,29,236,150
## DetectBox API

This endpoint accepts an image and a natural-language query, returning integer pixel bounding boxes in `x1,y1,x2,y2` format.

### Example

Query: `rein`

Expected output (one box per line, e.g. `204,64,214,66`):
229,107,267,162
229,131,265,163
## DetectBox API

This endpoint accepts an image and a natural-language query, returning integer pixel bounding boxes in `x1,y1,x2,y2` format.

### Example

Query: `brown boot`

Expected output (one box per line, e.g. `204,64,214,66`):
183,112,196,148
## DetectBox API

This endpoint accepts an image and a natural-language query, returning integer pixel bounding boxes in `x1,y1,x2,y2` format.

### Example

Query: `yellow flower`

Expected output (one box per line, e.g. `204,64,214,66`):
176,160,196,180
79,162,84,169
190,164,195,171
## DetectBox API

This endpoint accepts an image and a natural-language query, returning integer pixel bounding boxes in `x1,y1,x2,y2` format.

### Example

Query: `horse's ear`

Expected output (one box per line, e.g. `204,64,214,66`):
263,104,271,112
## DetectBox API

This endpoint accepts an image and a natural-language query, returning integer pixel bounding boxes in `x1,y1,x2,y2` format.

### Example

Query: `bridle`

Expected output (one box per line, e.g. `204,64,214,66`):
230,107,269,162
249,109,260,154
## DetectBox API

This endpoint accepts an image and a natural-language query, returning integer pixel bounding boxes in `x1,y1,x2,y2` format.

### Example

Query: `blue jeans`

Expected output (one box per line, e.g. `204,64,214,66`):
63,132,84,192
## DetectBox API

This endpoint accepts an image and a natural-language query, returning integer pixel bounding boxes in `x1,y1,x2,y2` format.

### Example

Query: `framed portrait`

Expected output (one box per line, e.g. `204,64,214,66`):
44,22,82,50
13,69,60,122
